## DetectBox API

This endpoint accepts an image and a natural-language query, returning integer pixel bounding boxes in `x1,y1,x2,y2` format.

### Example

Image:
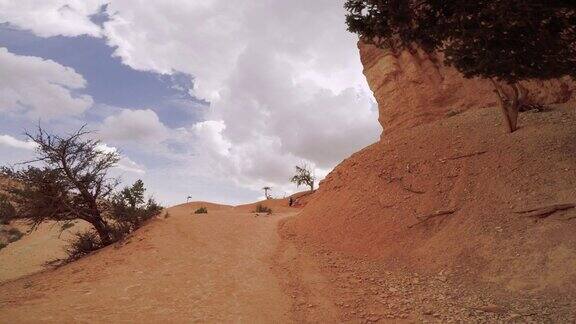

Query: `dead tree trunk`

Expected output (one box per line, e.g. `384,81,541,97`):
490,79,521,133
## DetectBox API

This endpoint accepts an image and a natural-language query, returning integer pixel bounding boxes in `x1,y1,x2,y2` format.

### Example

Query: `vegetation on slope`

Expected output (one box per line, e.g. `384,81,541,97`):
1,126,162,261
345,0,576,132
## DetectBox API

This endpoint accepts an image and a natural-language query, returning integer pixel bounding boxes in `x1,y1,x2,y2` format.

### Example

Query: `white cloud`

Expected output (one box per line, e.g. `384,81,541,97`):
0,134,37,150
190,120,230,156
96,143,146,174
100,109,169,143
0,1,382,203
116,158,146,174
100,0,381,192
0,47,93,119
0,0,105,37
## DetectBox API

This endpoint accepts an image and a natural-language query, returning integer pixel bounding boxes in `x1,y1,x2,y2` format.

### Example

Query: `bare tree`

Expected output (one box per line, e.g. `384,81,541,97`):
2,126,119,246
290,164,316,192
262,186,272,200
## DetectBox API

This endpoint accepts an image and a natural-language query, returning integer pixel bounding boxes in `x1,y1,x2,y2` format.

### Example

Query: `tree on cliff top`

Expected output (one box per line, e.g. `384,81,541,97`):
262,186,272,200
344,0,576,132
290,164,316,191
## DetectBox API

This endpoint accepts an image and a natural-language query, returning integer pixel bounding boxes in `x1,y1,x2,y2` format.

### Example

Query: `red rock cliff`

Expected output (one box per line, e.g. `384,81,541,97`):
359,42,576,137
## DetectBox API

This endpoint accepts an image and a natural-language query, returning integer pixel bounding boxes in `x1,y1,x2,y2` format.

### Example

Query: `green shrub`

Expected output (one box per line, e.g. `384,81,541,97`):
110,188,163,232
254,204,272,215
109,222,133,243
194,207,208,214
0,194,16,225
66,231,101,261
62,181,163,262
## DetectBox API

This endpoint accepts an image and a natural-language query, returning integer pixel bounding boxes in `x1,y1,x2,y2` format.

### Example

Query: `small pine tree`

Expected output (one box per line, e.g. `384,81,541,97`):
111,180,163,230
121,179,146,210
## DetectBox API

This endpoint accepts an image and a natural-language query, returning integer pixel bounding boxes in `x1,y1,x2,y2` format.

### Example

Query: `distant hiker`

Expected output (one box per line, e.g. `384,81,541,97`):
288,197,294,207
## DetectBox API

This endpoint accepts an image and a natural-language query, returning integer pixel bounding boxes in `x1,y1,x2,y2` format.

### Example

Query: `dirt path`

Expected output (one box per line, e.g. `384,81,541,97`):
3,202,572,323
0,203,330,323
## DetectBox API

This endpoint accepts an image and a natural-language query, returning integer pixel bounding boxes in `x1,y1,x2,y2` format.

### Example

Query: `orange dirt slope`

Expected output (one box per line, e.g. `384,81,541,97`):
289,106,576,294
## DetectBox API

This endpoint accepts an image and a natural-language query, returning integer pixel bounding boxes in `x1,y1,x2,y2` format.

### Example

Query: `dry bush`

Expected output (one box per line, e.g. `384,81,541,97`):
194,207,208,214
254,204,272,215
66,231,101,261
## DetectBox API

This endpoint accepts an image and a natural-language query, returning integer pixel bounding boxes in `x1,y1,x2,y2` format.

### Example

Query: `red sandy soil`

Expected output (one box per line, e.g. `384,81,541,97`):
0,202,329,323
1,185,575,322
1,108,575,322
286,106,576,320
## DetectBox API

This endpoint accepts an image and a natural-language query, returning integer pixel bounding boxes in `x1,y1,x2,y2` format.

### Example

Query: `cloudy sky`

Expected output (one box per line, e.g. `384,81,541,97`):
0,0,381,205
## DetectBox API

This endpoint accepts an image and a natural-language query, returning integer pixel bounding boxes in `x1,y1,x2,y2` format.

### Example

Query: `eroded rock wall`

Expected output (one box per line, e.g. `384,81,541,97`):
359,42,576,136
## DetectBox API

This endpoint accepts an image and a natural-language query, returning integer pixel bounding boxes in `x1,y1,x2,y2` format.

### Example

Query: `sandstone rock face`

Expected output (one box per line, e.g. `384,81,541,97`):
359,42,576,137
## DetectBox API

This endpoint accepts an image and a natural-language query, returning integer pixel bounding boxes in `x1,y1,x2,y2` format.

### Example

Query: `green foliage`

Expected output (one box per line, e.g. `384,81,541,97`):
109,222,133,243
0,126,164,262
0,194,16,225
66,231,101,261
194,207,208,214
344,1,576,132
2,126,120,245
120,179,146,209
290,164,316,191
254,204,272,214
345,1,576,82
111,180,163,231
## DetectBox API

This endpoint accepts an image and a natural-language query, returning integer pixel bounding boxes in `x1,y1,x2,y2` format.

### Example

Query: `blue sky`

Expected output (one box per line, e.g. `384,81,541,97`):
0,22,255,204
0,25,207,129
0,1,380,206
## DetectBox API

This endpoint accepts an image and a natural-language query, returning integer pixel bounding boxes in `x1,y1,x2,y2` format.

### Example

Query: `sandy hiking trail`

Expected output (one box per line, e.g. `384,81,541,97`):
4,198,561,323
0,203,335,323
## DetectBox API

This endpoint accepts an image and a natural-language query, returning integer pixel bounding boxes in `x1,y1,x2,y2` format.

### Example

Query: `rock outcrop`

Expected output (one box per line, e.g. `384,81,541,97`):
359,42,576,137
289,41,576,296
